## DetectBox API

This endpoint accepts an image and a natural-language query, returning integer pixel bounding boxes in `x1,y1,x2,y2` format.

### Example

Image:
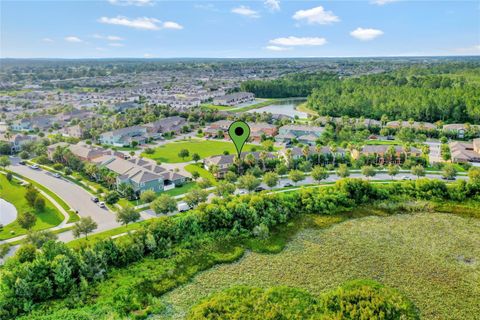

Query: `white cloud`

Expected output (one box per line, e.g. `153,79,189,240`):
264,0,280,11
98,16,182,31
350,27,384,41
99,16,161,30
475,45,480,51
42,38,54,43
231,5,260,18
371,0,399,5
269,36,327,46
64,36,83,43
93,34,124,41
162,21,183,30
108,42,125,47
96,47,107,51
265,45,291,51
293,6,339,25
143,53,154,58
107,0,153,6
453,44,480,54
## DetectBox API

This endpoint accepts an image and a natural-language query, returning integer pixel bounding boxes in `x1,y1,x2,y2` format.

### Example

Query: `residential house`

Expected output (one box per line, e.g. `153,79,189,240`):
249,123,278,141
110,101,141,113
279,146,346,163
143,116,187,136
0,133,37,153
442,124,480,139
449,139,480,163
213,92,255,106
99,125,149,147
204,151,275,178
276,125,324,145
386,121,436,131
351,145,421,165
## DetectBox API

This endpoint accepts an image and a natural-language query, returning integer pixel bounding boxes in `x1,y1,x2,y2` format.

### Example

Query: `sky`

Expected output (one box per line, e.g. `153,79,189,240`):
1,0,479,58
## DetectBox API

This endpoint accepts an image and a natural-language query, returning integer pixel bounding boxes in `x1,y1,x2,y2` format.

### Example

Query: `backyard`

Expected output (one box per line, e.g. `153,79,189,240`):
0,174,64,240
142,139,265,163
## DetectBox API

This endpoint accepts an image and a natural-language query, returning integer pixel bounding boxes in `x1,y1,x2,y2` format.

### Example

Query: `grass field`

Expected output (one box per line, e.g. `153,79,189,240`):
185,163,217,185
161,212,480,320
295,102,318,116
142,139,264,163
0,174,64,240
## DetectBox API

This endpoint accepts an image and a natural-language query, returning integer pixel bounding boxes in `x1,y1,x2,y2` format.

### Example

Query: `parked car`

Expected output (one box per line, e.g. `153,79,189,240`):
91,197,99,203
254,186,265,192
177,202,190,212
283,183,293,187
53,173,61,178
29,164,39,170
19,160,26,165
98,202,106,208
401,176,411,180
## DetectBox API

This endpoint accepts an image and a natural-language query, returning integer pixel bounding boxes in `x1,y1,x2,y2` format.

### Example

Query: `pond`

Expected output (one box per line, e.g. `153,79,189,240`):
247,98,308,119
0,198,17,226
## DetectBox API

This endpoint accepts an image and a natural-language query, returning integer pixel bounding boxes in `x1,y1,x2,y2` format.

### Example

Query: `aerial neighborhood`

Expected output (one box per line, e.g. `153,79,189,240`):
1,57,480,320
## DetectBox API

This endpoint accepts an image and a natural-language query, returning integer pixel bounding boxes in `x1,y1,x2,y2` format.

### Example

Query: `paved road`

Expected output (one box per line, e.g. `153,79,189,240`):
7,157,121,233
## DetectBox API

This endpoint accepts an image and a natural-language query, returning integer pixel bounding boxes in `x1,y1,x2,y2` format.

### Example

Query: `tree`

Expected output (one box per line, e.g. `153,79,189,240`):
224,171,237,183
116,206,140,226
72,217,98,239
387,164,400,180
6,171,13,182
105,191,119,204
468,167,480,183
238,174,261,192
25,230,58,248
140,190,156,203
178,149,190,160
198,178,212,189
151,194,177,215
0,155,10,168
411,165,426,178
19,150,30,160
311,166,329,183
18,211,37,230
336,164,350,178
25,185,39,207
184,189,208,207
288,170,305,185
192,153,201,163
34,197,46,212
215,181,236,197
361,165,376,180
442,163,457,180
190,171,200,181
263,172,279,188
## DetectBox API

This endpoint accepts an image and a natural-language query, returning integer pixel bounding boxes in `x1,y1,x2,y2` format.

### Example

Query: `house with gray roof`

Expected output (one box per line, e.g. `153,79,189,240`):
276,125,324,145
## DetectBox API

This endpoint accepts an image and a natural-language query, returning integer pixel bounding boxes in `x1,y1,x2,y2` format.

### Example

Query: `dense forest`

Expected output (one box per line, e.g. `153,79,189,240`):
306,64,480,123
240,73,338,98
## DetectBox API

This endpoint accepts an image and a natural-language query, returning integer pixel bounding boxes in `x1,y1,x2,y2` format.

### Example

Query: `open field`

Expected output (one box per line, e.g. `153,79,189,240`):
161,212,480,319
0,174,64,240
142,139,264,163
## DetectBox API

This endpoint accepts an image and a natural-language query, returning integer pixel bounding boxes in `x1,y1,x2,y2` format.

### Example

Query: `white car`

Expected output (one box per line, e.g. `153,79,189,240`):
53,173,61,178
177,202,190,212
401,176,411,180
29,164,39,170
98,202,106,208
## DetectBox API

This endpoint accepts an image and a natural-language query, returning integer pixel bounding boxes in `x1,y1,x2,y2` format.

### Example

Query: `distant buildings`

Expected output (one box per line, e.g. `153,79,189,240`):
386,121,436,131
213,92,255,106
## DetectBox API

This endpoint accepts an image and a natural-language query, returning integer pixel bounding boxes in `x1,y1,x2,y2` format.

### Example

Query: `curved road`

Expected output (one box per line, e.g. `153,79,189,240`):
7,157,121,234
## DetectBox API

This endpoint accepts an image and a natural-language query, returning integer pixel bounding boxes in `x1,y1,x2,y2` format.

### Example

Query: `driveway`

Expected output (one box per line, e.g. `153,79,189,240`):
7,157,121,233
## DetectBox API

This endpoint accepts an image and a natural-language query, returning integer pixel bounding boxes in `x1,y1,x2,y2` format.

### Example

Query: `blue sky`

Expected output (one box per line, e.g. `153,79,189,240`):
1,0,479,58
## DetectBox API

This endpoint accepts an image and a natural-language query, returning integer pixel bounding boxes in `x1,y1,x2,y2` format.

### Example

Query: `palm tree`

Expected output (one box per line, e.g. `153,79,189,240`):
315,144,322,165
259,151,267,170
302,146,310,161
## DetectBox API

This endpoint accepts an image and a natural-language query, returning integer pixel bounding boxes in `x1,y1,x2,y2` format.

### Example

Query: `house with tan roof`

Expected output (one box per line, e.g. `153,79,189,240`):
449,139,480,163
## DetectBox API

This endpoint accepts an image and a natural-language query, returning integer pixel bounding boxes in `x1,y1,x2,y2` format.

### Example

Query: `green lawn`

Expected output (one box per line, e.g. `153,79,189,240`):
185,163,217,185
142,139,265,163
365,140,402,145
0,174,64,240
164,182,198,197
201,103,234,111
